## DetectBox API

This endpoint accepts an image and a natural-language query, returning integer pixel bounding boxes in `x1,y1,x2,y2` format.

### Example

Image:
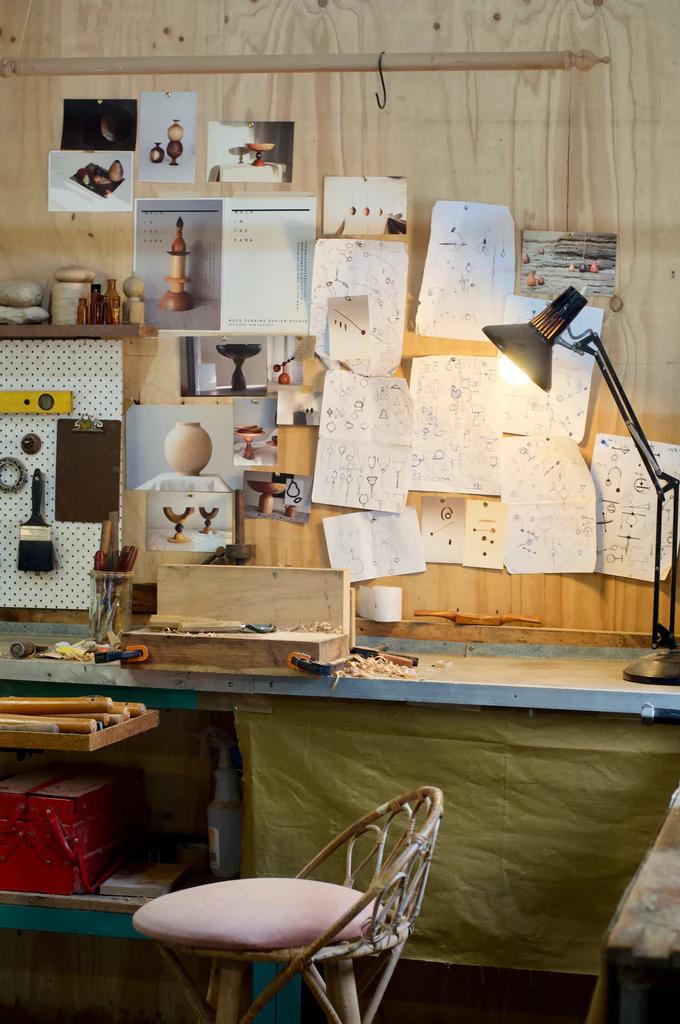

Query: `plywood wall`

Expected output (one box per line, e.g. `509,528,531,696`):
0,0,677,634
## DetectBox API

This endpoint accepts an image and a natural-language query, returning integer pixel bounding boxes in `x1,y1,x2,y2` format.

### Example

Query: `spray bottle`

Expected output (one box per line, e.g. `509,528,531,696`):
201,727,243,879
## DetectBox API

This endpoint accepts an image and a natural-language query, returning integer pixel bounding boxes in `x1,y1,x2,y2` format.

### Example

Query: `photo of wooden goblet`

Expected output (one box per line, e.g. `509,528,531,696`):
199,506,219,534
163,506,194,543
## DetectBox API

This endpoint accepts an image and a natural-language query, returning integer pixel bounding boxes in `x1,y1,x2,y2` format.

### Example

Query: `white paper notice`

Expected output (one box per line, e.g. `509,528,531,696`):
500,435,597,574
421,495,465,564
591,433,680,582
328,295,371,362
410,355,502,495
312,371,413,513
310,239,408,376
416,200,515,341
501,295,602,442
323,508,426,583
221,196,316,333
463,499,507,569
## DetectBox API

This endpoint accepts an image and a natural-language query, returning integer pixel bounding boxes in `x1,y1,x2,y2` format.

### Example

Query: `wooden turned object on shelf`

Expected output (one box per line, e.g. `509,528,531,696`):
246,479,286,514
160,217,193,312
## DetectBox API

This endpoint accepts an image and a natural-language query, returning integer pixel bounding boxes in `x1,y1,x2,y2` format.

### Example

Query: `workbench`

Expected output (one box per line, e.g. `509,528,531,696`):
1,632,679,985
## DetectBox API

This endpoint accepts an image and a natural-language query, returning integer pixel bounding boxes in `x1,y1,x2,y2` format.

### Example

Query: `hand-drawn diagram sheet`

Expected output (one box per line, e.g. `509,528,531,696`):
420,495,466,564
500,435,597,574
312,371,413,513
501,295,602,442
323,507,426,583
410,355,502,495
310,239,408,376
591,433,680,581
416,200,515,341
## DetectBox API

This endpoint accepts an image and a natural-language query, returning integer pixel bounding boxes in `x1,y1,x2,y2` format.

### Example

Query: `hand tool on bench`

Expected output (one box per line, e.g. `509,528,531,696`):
414,610,541,626
350,645,419,668
9,641,48,659
147,617,276,634
287,652,349,677
94,644,149,665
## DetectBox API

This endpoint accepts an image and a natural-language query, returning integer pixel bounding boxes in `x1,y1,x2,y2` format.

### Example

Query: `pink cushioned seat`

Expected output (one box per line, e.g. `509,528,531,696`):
133,877,374,951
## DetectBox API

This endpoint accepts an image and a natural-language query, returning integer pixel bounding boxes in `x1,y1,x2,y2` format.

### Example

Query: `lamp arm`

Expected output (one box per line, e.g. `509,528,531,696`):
564,329,680,648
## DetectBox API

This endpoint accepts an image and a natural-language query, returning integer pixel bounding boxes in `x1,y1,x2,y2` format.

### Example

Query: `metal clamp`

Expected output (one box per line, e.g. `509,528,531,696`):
641,703,680,726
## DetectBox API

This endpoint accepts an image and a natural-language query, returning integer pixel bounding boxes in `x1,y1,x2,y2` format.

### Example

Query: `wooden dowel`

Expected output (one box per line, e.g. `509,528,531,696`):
0,721,58,734
110,701,144,718
0,49,609,79
0,696,114,715
0,714,97,734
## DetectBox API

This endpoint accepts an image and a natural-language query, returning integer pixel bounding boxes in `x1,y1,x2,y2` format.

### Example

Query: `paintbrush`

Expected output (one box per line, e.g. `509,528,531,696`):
18,469,55,572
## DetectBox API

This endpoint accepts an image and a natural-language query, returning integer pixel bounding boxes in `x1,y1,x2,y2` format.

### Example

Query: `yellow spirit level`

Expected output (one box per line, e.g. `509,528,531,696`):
0,391,73,414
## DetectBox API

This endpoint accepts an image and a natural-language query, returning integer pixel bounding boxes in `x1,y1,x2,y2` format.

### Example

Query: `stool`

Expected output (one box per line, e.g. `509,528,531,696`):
133,786,443,1023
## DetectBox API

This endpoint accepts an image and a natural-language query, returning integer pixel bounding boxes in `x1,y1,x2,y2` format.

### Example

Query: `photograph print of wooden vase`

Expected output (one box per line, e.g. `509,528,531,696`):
166,119,184,166
164,421,212,475
149,142,165,164
159,216,193,311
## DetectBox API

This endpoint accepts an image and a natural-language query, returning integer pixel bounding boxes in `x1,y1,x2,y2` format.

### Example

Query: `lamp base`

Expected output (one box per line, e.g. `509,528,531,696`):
623,648,680,684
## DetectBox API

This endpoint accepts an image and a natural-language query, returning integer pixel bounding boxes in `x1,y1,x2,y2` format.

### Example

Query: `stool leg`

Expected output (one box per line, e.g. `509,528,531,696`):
325,960,361,1024
207,959,220,1009
216,962,246,1024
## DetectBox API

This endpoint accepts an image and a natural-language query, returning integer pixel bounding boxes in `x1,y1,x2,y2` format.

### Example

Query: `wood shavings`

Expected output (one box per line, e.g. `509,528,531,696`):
284,621,343,634
336,655,418,680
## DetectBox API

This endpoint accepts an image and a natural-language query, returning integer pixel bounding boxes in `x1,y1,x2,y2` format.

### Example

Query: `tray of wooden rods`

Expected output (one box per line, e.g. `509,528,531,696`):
0,696,159,751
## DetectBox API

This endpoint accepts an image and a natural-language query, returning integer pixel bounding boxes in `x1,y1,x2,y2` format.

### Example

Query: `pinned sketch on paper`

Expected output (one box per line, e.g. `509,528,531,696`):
310,239,408,376
520,230,617,298
328,295,371,362
463,499,507,569
500,295,603,442
500,435,597,574
323,507,426,583
591,433,680,582
312,371,413,513
415,200,515,342
410,355,502,495
421,495,465,564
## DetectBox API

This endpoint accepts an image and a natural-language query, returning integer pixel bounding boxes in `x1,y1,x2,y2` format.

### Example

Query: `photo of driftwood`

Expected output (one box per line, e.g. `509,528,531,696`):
520,230,617,298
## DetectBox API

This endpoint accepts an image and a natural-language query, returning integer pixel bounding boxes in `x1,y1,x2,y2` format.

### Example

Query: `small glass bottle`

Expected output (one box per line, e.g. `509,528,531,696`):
89,283,102,325
77,296,89,325
104,278,121,325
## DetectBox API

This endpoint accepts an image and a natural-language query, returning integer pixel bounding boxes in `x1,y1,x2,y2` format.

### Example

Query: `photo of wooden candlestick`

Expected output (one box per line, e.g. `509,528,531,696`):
163,506,194,543
160,216,193,312
198,506,219,534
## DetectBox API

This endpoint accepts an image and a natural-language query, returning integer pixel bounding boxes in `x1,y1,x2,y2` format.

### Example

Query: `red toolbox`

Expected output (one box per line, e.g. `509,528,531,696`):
0,764,147,895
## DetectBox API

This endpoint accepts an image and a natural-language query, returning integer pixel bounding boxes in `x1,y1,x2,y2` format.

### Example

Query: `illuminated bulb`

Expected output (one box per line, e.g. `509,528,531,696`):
499,354,530,386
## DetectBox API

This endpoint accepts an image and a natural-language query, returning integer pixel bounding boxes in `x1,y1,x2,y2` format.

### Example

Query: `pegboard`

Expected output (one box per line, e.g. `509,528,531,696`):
0,339,122,610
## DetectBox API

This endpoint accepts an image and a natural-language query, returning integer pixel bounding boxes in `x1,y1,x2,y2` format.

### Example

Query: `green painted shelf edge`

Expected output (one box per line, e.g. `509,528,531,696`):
0,678,198,710
0,903,141,939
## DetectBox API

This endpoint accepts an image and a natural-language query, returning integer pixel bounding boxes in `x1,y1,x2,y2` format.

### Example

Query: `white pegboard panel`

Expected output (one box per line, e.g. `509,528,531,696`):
0,339,122,610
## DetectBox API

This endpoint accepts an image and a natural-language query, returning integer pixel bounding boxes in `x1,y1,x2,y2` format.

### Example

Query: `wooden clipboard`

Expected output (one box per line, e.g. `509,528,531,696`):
55,419,121,523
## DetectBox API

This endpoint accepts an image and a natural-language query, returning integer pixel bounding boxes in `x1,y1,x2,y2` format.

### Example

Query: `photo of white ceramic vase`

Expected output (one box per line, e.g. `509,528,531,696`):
164,421,212,474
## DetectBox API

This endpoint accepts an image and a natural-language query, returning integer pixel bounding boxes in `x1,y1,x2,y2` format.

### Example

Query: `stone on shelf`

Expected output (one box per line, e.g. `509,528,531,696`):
0,305,50,324
0,281,44,308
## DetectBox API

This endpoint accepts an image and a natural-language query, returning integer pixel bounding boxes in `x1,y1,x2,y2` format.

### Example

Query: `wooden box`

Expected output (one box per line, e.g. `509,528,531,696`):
124,565,351,674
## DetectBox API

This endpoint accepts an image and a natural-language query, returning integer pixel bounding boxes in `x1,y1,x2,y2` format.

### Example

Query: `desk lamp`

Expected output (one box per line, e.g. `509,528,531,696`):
483,287,680,684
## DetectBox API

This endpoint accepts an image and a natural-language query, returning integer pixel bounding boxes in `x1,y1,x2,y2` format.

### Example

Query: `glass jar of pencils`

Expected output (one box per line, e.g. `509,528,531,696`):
89,570,133,645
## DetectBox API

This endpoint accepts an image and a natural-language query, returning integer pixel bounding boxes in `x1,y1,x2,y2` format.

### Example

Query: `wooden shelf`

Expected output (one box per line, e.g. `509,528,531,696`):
0,709,159,751
0,324,158,339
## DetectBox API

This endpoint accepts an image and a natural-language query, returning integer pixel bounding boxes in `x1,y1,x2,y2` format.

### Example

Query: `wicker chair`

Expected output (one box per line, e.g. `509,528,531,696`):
133,786,443,1024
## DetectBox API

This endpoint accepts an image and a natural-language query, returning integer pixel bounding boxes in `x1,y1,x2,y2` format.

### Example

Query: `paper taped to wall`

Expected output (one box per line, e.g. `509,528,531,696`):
312,370,413,513
463,498,507,569
410,354,502,495
420,495,465,564
591,432,680,581
416,200,515,341
500,435,597,574
323,507,426,583
501,295,601,442
310,238,408,375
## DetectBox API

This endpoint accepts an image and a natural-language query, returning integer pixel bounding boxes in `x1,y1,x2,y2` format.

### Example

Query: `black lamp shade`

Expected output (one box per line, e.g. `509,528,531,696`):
482,321,554,392
483,286,588,394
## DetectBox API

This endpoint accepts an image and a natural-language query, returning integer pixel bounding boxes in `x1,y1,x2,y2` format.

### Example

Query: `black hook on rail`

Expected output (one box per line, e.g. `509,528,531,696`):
375,51,387,110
